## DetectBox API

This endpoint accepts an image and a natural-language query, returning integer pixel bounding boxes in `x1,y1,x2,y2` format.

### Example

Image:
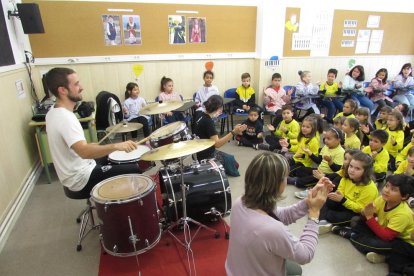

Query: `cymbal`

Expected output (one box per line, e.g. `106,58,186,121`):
106,122,143,133
140,101,184,115
140,139,215,161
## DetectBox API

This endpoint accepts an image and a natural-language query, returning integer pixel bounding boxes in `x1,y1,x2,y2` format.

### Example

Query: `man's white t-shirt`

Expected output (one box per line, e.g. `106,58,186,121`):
46,107,96,191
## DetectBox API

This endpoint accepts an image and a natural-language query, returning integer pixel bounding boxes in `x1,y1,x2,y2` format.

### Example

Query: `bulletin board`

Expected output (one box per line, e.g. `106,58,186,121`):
283,8,414,57
26,1,257,58
330,10,414,56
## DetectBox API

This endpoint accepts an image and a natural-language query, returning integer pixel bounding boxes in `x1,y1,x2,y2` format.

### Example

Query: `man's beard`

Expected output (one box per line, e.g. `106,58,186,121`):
68,93,82,103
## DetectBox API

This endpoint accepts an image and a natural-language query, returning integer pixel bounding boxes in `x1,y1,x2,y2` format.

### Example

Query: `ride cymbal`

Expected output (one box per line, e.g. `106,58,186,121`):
106,122,143,133
140,139,215,161
139,101,184,115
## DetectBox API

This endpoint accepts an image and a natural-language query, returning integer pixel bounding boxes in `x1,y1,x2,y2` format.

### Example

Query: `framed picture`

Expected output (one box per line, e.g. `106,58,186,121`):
122,15,142,45
102,15,121,46
188,17,206,43
168,15,186,44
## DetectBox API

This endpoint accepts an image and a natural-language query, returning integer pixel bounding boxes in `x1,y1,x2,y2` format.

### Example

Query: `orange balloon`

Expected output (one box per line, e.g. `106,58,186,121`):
205,61,214,71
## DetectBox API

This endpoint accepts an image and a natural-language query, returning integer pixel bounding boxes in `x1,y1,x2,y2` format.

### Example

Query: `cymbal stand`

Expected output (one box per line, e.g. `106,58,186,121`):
166,156,219,274
128,216,142,276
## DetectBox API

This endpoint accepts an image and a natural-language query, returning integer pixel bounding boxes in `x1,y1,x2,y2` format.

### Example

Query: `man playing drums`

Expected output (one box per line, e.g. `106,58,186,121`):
45,67,142,197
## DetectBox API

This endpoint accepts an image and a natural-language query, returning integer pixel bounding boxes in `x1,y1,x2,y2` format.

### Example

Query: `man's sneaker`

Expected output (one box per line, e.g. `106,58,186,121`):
287,177,297,185
294,189,309,199
258,144,270,151
318,223,332,235
366,252,386,264
332,226,353,239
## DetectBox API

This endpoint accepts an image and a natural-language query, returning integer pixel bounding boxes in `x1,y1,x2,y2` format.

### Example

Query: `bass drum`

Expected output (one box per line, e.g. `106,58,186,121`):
159,160,231,222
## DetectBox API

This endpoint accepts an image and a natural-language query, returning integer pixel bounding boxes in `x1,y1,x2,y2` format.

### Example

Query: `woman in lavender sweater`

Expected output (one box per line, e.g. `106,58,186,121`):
225,152,332,276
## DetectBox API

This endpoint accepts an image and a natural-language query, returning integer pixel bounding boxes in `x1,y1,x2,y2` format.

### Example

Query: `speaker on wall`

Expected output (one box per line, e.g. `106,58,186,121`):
16,3,45,34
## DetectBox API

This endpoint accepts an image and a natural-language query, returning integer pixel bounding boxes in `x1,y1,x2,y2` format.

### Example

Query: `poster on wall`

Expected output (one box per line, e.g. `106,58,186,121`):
355,29,371,54
102,15,121,46
122,15,142,45
168,15,186,44
188,17,206,43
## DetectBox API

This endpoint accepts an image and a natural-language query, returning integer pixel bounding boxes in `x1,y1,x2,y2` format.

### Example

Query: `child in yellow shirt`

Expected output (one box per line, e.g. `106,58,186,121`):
333,99,357,121
396,133,414,167
374,106,392,130
334,174,414,264
362,129,389,183
343,118,361,149
385,110,405,171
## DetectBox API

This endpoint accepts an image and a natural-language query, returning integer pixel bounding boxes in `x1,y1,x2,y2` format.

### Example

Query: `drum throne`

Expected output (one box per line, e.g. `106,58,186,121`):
63,186,99,251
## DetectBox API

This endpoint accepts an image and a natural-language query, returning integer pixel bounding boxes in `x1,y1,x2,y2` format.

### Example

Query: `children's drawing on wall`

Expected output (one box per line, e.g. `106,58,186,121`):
122,15,142,45
285,14,299,32
168,15,186,44
188,17,206,43
102,15,121,46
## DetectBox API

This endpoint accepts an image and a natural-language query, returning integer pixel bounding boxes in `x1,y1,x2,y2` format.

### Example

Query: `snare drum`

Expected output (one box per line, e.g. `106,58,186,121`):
108,145,154,171
150,121,192,148
91,174,161,257
159,160,231,222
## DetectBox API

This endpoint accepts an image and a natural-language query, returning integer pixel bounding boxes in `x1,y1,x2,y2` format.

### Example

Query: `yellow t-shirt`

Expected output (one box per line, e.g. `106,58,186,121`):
318,145,345,174
275,119,300,141
345,133,361,150
396,143,413,164
319,81,340,97
291,136,320,167
333,112,355,120
337,178,378,214
374,196,414,246
394,160,414,175
374,119,387,130
384,128,404,158
362,146,389,174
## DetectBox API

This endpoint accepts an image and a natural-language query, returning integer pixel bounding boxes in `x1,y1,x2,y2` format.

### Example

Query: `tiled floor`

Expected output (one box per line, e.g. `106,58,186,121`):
0,129,389,276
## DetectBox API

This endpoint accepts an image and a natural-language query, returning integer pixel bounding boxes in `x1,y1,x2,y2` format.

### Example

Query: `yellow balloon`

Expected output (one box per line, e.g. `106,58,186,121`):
132,64,144,77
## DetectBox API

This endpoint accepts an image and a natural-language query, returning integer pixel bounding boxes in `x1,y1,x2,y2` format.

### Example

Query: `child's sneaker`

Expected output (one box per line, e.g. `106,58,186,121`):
408,197,414,208
237,141,243,146
318,220,332,235
253,144,259,150
294,189,309,199
366,252,386,264
258,144,270,151
332,226,353,239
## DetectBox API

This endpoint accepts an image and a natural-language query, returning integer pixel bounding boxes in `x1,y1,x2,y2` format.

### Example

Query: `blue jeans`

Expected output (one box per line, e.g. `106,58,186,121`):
351,95,375,111
321,99,344,119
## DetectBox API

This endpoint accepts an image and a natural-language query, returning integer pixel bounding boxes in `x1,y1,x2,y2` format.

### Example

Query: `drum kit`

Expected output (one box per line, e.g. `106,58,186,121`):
91,101,231,262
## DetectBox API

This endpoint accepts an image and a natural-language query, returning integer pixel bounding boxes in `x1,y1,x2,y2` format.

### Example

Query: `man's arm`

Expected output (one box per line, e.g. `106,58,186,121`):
71,140,137,159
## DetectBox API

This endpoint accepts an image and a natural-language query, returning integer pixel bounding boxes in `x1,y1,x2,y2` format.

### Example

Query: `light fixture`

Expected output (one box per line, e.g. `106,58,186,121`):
175,10,199,14
107,8,133,12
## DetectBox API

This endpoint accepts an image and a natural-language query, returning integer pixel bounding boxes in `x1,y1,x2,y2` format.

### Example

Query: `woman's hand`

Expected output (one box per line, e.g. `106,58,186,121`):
306,178,330,216
233,124,247,135
312,169,325,180
279,138,289,148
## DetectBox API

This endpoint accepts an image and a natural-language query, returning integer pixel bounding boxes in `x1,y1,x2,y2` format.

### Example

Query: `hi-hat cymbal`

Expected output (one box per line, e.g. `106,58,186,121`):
140,139,215,161
140,101,184,115
106,122,143,133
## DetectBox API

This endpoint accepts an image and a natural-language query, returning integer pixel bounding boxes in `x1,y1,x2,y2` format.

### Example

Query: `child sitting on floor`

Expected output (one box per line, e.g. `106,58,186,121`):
332,174,414,265
317,152,378,234
235,107,264,149
343,118,361,149
362,130,389,184
260,105,300,152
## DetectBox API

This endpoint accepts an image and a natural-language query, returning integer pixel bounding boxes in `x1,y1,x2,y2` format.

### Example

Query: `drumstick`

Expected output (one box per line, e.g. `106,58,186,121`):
135,136,151,145
97,123,123,144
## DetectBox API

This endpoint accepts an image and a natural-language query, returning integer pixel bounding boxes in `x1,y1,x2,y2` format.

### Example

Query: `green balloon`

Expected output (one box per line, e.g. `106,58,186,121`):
348,59,356,68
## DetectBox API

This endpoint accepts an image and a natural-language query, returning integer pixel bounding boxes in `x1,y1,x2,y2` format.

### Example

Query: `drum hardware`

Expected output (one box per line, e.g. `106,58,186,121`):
127,215,142,276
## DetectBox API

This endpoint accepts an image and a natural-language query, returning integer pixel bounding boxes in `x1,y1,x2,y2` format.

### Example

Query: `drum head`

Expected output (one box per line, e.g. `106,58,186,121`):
108,146,150,163
91,174,154,203
150,122,186,139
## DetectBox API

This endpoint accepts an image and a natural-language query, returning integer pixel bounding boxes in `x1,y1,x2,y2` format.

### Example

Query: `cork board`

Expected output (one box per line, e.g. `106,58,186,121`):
283,8,414,57
27,1,257,58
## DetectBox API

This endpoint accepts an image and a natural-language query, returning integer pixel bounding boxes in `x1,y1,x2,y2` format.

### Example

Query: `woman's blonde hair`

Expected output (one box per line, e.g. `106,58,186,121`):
242,152,289,214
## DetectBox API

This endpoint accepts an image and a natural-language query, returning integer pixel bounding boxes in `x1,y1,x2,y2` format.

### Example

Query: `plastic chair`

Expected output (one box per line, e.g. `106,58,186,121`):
63,186,99,251
224,88,248,130
193,92,228,135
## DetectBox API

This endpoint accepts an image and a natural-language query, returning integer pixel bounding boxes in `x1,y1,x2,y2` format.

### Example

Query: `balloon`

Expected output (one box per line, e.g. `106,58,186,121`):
205,61,214,71
132,64,144,77
348,59,356,69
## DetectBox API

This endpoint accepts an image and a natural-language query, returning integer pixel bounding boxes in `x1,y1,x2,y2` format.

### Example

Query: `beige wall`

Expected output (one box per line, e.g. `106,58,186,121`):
0,68,38,224
35,55,414,105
